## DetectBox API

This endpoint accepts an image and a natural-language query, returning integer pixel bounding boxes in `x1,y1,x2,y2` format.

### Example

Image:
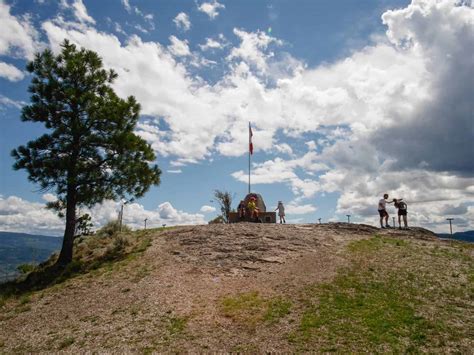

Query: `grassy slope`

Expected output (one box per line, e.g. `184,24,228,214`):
289,236,473,352
0,227,472,352
213,236,473,352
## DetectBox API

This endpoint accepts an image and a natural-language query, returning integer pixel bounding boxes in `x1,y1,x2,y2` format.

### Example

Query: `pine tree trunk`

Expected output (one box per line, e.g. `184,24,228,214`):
56,185,77,266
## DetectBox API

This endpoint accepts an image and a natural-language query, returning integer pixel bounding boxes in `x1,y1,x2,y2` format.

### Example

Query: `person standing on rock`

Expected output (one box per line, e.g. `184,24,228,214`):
275,201,286,224
393,198,408,230
378,193,394,228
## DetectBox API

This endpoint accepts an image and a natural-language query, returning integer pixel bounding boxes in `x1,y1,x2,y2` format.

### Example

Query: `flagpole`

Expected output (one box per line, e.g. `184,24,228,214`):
248,121,251,194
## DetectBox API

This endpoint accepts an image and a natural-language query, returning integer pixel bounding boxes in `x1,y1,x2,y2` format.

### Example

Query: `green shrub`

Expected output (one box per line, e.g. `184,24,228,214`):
96,220,131,237
209,215,225,224
17,263,36,274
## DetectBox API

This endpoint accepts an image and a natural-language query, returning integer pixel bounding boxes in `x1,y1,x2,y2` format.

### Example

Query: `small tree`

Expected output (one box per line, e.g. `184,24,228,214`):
75,213,93,237
208,215,225,224
213,190,233,223
12,40,161,266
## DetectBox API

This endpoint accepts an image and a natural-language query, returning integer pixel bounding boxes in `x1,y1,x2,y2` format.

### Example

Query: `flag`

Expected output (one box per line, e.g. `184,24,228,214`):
249,122,253,155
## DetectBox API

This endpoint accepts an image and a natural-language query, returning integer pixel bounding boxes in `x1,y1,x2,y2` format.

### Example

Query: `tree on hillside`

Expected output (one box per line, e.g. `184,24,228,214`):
12,40,161,267
75,213,93,237
213,190,233,223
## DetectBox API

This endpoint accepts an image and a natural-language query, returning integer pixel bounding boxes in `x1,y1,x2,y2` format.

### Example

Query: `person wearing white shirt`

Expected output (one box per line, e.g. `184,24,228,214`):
377,193,394,228
275,201,286,224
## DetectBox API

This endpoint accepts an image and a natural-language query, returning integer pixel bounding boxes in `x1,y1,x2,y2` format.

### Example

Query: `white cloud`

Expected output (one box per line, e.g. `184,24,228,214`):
114,22,126,35
227,28,283,73
200,205,216,213
199,35,226,51
198,0,225,19
330,169,474,232
305,141,317,151
121,0,132,13
71,0,95,24
167,169,182,174
232,151,328,199
168,35,191,57
121,0,154,30
0,1,39,60
0,195,206,235
274,143,293,156
173,12,191,31
0,94,25,109
285,202,317,215
0,195,63,236
134,24,148,34
41,193,57,203
0,61,24,81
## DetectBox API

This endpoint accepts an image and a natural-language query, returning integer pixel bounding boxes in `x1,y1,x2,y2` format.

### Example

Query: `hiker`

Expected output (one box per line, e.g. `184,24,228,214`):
247,196,259,221
393,198,408,229
237,200,246,220
378,193,394,228
275,201,286,224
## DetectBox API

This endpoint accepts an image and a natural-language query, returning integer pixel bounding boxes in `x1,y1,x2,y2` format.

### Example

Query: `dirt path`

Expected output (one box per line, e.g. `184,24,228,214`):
0,223,441,352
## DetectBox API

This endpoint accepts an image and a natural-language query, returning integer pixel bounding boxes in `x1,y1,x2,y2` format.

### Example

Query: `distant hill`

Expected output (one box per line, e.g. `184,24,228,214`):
437,230,474,243
0,231,62,276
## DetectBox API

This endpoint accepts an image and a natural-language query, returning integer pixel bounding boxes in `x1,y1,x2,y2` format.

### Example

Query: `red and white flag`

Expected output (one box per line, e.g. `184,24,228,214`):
249,122,253,155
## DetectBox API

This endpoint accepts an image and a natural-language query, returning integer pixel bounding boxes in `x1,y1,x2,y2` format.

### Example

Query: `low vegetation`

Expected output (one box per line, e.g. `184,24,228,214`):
220,291,292,329
0,222,161,296
289,236,474,352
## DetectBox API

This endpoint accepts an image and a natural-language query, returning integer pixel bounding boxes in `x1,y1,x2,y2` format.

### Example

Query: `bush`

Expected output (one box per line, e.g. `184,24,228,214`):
209,215,226,224
17,263,36,274
96,220,131,237
102,235,130,261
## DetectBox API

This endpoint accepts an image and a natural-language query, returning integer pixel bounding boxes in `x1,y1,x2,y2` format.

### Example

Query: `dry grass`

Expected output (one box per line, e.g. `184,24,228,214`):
0,226,162,296
220,291,292,329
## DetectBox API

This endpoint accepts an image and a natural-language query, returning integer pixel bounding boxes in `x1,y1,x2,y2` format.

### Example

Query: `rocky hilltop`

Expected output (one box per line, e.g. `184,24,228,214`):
1,223,472,353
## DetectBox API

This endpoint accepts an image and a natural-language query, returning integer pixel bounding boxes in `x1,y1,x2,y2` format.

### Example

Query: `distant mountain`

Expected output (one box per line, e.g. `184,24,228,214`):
437,230,474,243
0,231,62,277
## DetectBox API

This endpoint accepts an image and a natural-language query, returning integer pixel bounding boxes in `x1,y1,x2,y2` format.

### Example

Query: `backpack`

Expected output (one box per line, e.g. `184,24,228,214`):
398,201,407,210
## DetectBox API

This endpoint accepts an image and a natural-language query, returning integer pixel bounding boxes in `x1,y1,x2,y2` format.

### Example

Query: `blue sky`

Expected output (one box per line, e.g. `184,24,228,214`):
0,0,473,235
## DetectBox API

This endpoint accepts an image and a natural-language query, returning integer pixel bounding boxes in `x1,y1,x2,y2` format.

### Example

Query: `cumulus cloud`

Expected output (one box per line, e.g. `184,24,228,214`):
0,195,63,236
0,1,39,59
70,0,95,24
0,61,24,81
197,0,225,19
199,34,227,51
232,151,328,198
121,0,132,13
0,195,206,235
372,0,474,176
0,94,25,109
120,0,155,29
173,12,191,31
200,205,216,213
285,202,317,215
227,29,283,73
168,35,191,57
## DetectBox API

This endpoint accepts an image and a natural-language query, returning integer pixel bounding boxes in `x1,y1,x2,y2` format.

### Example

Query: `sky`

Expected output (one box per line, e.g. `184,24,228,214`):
0,0,473,236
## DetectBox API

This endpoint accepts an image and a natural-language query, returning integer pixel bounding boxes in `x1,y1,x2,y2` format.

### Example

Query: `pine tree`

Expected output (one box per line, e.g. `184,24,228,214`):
12,40,161,266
